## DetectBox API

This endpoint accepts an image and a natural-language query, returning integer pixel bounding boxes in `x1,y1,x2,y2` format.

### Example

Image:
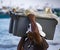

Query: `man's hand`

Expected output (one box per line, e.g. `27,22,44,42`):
28,14,36,22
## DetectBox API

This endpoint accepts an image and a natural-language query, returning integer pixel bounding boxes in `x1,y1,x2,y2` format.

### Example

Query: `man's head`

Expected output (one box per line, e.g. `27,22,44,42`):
12,8,16,12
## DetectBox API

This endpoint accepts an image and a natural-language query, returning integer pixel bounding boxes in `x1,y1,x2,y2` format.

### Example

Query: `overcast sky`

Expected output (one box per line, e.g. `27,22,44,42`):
0,0,60,9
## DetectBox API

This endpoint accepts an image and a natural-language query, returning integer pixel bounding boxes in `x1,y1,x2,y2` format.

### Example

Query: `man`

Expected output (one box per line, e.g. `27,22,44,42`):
17,10,49,50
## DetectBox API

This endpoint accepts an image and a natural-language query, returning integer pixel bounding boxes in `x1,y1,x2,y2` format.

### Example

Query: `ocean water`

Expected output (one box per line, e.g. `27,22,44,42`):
0,18,21,50
0,13,10,18
0,18,60,50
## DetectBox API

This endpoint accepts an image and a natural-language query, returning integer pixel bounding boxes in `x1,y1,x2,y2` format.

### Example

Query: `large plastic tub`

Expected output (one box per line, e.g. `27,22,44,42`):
9,12,58,40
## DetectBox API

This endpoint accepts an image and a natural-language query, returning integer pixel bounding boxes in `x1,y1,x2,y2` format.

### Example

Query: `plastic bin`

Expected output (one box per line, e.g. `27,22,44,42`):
36,17,58,40
9,12,30,37
9,12,58,40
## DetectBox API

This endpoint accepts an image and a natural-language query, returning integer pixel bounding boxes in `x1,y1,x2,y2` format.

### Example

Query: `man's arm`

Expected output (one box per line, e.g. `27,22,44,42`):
28,14,42,44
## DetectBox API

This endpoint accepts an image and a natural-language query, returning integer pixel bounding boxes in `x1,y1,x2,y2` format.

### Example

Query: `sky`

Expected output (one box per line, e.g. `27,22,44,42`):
0,0,60,9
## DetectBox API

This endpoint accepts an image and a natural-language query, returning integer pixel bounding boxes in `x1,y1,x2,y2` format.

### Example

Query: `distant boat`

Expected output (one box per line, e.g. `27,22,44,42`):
0,7,11,18
0,13,10,18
